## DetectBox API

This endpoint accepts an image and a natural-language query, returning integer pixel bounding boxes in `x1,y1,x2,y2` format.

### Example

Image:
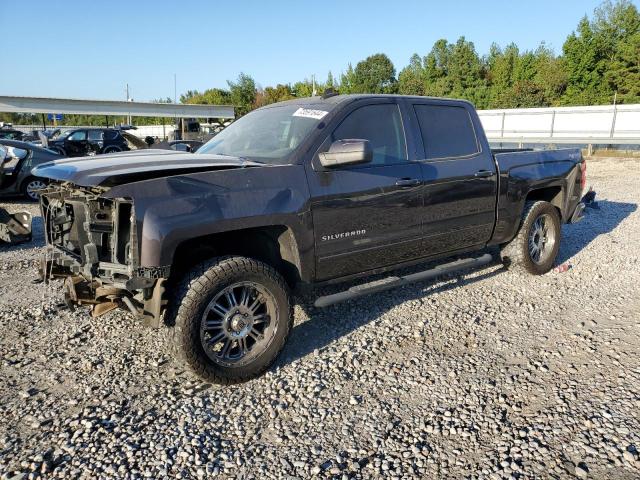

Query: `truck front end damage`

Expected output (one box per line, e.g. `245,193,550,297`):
40,184,167,326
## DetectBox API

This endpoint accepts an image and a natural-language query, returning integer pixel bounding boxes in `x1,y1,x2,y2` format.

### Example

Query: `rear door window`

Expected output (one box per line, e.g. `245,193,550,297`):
413,104,479,160
88,130,104,141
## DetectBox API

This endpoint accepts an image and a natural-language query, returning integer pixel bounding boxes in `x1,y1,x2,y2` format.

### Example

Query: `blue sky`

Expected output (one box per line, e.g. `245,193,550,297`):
0,0,631,101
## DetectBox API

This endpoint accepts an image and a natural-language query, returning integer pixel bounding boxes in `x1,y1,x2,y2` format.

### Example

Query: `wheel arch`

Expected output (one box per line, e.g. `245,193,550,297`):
169,225,304,288
524,186,563,217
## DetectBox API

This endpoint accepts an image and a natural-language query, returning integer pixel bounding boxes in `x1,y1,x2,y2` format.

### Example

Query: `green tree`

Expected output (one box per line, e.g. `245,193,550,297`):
261,84,295,105
562,0,640,105
227,73,257,116
325,71,336,90
180,90,201,103
339,64,357,94
423,39,453,97
398,53,425,95
606,31,640,102
352,53,397,93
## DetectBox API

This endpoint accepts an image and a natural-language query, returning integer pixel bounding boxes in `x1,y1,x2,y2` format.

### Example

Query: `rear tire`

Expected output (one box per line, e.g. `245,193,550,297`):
500,201,561,275
165,256,292,384
21,177,47,202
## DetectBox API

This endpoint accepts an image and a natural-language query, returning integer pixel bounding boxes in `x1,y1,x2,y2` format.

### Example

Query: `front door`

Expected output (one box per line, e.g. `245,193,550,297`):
306,100,424,281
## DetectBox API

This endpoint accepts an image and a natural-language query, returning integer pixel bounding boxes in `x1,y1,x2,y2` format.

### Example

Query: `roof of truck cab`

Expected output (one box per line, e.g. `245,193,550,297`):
261,94,474,110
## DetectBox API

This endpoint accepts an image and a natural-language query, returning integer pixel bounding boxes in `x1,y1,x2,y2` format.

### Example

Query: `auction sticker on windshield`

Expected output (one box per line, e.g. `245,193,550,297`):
292,107,328,120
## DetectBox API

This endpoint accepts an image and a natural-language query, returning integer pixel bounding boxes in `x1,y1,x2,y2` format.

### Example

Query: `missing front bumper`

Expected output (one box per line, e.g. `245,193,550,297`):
61,273,167,327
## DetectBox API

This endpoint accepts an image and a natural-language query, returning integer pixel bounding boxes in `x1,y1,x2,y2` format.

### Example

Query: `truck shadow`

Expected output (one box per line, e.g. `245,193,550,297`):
279,261,506,368
556,200,636,264
279,199,636,368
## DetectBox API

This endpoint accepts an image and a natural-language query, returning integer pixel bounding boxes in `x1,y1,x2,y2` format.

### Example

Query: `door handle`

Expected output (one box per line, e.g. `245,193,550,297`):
395,178,421,187
474,170,494,178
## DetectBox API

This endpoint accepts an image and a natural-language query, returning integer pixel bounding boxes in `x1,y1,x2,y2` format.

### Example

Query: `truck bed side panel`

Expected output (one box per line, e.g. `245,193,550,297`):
490,149,583,245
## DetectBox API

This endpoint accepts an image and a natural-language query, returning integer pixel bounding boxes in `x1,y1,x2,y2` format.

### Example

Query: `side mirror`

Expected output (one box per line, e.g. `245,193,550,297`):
318,139,372,168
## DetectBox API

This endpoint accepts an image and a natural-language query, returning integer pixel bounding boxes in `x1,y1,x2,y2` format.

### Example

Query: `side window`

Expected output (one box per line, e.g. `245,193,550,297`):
104,130,118,140
332,104,407,166
88,130,104,141
68,130,87,141
414,104,479,160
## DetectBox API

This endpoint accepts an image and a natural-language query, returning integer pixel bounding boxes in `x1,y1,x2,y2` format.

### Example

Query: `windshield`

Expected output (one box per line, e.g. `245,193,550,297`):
197,104,329,164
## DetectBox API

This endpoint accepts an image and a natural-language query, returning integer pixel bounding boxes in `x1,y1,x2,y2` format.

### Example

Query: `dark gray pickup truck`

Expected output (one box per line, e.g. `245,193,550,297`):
34,94,587,383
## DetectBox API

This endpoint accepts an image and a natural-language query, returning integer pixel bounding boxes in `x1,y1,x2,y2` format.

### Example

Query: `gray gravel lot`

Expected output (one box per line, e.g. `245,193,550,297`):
0,156,639,479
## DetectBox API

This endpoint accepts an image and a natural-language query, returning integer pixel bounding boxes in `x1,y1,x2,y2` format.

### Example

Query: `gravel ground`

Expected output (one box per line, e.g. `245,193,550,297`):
0,156,639,480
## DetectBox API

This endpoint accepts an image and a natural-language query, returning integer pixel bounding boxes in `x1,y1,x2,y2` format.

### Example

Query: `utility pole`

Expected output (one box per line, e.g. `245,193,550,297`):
126,83,132,125
174,74,179,140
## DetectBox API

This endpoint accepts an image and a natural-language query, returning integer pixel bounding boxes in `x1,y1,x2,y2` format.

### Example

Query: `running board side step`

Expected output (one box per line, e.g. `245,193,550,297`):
314,253,494,308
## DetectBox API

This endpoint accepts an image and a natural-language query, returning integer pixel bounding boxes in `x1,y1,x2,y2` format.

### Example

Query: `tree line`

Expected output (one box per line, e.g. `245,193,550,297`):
2,0,638,127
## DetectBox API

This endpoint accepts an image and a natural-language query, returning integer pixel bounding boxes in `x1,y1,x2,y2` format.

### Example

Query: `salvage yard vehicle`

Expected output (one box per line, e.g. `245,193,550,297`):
46,128,134,157
33,94,587,384
0,126,25,141
0,145,32,243
0,139,63,200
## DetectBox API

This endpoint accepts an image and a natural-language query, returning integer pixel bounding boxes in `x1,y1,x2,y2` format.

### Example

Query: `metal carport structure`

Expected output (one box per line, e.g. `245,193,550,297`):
0,95,234,119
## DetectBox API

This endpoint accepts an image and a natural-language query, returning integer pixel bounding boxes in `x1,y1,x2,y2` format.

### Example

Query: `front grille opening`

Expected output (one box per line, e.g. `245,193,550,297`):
116,203,132,264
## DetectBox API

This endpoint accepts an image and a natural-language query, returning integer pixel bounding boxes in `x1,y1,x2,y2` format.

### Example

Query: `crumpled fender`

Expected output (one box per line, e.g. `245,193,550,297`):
102,164,314,272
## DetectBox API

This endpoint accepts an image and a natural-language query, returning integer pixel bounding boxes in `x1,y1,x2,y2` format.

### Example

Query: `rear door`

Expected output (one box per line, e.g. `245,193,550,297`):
65,130,88,156
407,100,497,256
306,99,424,280
87,130,104,154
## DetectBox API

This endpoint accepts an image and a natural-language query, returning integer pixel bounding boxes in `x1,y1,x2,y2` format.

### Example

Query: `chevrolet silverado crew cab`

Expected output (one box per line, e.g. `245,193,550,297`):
33,94,587,384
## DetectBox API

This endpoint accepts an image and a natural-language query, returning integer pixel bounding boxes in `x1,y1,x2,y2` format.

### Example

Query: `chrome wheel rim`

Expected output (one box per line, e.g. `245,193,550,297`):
26,180,47,200
528,213,556,264
200,282,277,367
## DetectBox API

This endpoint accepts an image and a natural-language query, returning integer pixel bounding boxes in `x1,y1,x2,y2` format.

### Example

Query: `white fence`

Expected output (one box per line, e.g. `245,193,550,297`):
478,104,640,145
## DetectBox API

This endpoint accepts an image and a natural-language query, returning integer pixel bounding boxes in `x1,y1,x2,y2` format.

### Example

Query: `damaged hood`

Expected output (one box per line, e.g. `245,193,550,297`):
32,149,264,187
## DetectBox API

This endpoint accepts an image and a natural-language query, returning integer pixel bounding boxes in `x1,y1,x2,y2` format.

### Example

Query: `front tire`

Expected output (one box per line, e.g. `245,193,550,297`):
166,256,292,384
500,201,561,275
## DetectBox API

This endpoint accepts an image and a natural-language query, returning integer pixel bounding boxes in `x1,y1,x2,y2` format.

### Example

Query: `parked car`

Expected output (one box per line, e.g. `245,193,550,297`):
169,140,204,152
46,128,132,157
34,94,588,384
0,139,62,200
0,145,32,243
0,127,24,141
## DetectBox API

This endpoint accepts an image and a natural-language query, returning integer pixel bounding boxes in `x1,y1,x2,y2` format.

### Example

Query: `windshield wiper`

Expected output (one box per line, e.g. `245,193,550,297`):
208,153,266,165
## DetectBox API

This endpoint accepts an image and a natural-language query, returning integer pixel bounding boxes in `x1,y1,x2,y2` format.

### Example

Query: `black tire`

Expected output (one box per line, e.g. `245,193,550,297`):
500,201,561,275
165,256,292,384
21,177,48,202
